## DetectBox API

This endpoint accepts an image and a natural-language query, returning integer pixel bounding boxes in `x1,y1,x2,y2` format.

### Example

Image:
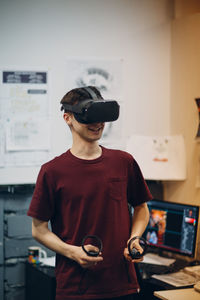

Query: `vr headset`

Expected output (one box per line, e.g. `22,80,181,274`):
61,87,120,124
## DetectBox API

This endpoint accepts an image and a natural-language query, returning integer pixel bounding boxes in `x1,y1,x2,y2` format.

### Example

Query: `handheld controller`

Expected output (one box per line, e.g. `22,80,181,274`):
128,236,148,259
81,235,103,257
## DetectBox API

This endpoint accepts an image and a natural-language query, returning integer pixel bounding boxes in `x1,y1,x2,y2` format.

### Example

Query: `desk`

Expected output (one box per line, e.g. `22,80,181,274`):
136,258,193,300
25,262,56,300
154,288,200,300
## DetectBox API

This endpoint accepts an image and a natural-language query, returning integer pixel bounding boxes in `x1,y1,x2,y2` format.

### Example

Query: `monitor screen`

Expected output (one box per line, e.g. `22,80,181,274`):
143,200,199,257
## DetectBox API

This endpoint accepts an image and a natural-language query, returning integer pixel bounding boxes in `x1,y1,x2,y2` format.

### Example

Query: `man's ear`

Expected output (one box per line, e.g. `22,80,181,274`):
63,112,73,125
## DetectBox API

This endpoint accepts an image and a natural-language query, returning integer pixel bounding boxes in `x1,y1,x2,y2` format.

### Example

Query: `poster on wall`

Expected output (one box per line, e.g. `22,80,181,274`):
65,58,124,149
0,70,51,167
126,135,186,180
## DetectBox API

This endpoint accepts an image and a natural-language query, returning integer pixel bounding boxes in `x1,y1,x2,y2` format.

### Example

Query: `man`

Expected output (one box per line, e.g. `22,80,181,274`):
27,86,152,300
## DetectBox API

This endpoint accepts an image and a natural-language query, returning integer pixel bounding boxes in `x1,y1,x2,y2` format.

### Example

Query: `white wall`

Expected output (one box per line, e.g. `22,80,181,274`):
0,0,173,183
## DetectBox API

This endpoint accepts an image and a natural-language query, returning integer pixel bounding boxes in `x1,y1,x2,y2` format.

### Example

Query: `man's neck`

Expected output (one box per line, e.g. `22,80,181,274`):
70,141,102,160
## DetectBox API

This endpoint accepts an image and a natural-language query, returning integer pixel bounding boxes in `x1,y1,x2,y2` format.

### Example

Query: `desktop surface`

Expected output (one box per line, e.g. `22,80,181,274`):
154,287,200,300
136,253,198,300
25,262,56,300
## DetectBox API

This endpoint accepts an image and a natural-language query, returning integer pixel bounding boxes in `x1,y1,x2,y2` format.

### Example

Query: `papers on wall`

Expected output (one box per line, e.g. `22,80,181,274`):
126,135,186,180
65,58,125,150
6,119,50,151
0,69,51,167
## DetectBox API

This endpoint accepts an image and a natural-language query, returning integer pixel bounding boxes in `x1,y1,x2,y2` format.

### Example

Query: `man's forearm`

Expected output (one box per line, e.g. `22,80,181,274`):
130,202,149,239
32,218,103,268
32,218,75,259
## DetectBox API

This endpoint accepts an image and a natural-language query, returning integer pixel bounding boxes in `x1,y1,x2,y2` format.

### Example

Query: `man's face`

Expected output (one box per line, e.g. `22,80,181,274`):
64,113,105,142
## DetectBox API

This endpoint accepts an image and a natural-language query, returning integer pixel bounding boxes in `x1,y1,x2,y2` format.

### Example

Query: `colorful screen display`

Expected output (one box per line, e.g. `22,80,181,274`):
143,200,199,257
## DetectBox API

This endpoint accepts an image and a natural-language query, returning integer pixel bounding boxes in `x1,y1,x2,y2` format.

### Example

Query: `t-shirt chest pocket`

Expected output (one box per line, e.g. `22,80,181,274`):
108,177,126,202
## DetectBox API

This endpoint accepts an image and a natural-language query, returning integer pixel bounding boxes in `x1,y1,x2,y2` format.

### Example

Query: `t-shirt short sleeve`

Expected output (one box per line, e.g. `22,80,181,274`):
127,157,152,207
27,165,55,221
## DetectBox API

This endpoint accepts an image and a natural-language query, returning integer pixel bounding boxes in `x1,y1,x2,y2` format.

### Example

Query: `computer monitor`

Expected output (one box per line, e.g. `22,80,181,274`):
143,199,199,257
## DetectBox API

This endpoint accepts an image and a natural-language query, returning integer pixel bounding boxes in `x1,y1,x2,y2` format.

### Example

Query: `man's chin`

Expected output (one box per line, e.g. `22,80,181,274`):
86,134,103,143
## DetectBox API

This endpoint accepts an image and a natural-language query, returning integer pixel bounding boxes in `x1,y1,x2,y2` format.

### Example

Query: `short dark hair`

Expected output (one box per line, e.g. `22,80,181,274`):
60,86,103,110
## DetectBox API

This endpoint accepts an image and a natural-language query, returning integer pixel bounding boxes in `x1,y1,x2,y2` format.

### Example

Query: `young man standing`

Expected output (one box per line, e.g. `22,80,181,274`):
27,86,152,300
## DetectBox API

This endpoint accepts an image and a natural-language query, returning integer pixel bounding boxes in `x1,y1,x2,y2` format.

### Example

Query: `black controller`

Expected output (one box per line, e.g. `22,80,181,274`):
81,235,103,257
128,236,148,259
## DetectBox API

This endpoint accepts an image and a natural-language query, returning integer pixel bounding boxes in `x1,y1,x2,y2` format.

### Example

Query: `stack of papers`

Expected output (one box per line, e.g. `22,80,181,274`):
152,270,197,287
184,265,200,280
39,256,56,267
141,253,176,266
142,254,200,287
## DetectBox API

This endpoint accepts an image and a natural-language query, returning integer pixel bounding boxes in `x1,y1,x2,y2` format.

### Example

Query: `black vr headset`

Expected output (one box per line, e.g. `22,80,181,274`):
61,87,120,124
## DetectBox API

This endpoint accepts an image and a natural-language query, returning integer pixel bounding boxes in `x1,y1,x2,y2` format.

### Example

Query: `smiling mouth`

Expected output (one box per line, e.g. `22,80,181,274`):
88,126,103,133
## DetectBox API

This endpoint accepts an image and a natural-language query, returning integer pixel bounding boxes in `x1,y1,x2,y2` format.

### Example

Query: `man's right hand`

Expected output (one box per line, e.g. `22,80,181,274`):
69,245,103,268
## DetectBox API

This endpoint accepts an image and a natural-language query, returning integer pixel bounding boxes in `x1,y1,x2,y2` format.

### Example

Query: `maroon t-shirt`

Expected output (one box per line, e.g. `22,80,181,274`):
27,146,152,300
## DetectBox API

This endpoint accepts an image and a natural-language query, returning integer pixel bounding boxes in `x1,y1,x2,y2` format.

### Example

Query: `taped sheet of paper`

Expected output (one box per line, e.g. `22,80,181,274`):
6,119,50,151
126,135,186,180
65,58,124,149
0,69,50,168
